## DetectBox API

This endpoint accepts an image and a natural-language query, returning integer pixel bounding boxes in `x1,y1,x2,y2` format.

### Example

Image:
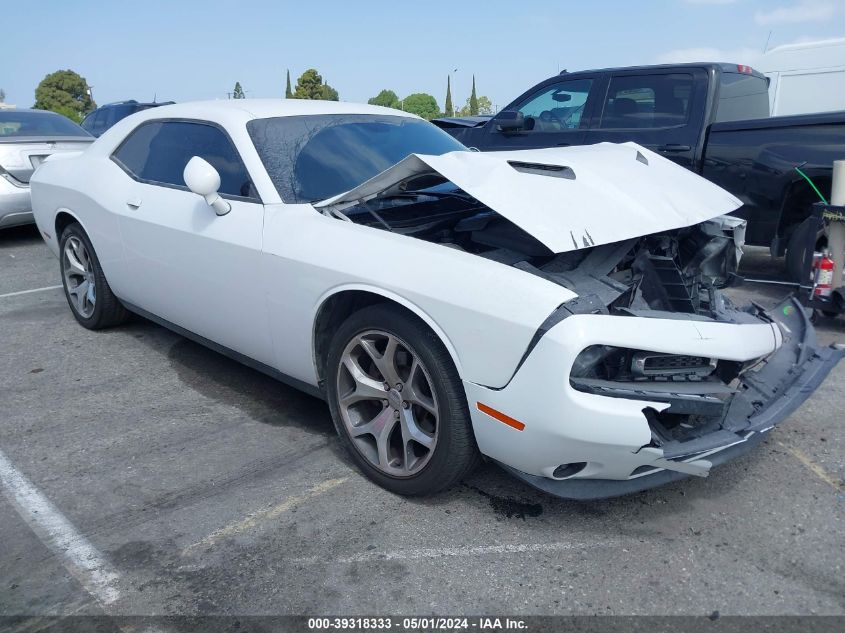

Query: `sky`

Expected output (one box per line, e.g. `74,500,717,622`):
2,0,843,112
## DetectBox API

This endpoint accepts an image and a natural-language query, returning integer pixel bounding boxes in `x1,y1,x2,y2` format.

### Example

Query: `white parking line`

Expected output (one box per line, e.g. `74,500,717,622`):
0,448,121,605
291,540,618,565
0,284,62,299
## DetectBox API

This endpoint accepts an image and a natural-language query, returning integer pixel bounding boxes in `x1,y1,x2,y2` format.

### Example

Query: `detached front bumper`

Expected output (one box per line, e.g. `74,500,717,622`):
465,297,843,499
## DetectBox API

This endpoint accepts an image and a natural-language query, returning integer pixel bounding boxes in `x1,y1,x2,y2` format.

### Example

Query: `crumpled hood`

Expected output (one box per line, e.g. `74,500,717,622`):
316,142,742,253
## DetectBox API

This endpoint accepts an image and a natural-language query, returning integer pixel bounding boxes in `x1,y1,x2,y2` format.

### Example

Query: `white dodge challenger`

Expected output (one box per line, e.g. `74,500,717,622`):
30,100,843,498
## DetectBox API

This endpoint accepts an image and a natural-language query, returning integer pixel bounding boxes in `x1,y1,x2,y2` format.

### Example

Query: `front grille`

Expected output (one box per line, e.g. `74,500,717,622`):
647,355,709,371
631,352,716,378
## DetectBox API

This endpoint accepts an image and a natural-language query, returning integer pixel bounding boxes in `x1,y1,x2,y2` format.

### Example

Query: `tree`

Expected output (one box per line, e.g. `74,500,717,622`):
476,95,493,115
0,88,5,103
458,94,493,117
469,75,478,116
285,69,293,98
444,76,454,117
368,89,401,109
292,68,339,100
402,93,440,120
320,83,339,101
33,70,95,122
232,82,245,99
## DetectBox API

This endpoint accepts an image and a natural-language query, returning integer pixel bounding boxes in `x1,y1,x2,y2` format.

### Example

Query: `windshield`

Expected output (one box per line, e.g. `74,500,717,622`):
247,114,467,203
0,110,92,138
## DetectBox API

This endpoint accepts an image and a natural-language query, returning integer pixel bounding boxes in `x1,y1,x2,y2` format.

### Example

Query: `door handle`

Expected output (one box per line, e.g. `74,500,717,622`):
556,142,570,147
657,144,691,152
126,199,142,209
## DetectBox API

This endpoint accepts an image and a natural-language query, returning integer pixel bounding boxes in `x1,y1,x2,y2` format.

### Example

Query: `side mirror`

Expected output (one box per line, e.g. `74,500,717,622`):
493,110,525,132
183,156,231,216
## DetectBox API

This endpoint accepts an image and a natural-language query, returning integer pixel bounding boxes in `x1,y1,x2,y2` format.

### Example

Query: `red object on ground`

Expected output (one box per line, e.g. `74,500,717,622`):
813,253,835,298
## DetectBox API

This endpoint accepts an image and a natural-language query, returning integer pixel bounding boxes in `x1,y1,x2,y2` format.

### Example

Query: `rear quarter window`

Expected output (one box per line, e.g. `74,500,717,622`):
715,74,770,122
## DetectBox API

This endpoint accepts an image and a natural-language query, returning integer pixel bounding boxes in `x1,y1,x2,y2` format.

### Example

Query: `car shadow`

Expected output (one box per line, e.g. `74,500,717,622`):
125,319,336,438
0,223,41,246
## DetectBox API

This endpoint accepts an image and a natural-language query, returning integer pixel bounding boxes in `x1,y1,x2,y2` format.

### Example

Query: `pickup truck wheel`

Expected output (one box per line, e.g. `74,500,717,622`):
785,217,825,283
326,304,480,496
60,223,129,329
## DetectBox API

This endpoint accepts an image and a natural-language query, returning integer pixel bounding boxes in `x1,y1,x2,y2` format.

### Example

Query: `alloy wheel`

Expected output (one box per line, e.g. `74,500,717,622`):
336,330,439,477
63,236,96,318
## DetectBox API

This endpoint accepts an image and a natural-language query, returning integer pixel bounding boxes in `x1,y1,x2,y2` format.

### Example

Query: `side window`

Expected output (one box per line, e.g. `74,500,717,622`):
112,121,257,199
599,73,693,129
88,110,108,136
108,105,135,128
80,112,95,133
514,79,593,132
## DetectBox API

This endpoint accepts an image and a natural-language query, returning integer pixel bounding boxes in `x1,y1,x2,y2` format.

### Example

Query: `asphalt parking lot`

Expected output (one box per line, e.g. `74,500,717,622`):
1,223,844,619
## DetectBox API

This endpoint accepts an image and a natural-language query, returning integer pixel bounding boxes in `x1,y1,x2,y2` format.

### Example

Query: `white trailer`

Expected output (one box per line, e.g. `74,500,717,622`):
758,38,845,116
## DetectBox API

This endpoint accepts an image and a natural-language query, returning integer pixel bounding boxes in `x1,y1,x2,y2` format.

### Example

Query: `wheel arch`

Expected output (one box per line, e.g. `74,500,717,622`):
777,174,832,244
312,285,464,388
55,208,87,242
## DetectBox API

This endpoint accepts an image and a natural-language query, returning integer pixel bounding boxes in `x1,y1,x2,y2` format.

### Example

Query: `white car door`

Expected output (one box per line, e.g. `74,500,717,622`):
109,119,273,365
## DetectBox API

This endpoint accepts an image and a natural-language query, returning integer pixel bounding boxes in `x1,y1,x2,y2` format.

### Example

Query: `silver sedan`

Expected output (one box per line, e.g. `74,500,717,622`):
0,109,93,229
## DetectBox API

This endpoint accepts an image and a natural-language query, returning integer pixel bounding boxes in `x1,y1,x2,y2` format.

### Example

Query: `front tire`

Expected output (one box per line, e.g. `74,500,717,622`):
326,304,480,496
59,223,128,329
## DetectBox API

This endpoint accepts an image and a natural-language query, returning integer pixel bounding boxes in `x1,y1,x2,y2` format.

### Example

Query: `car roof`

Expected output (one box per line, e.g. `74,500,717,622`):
132,99,422,125
559,62,766,79
97,100,175,108
2,108,73,117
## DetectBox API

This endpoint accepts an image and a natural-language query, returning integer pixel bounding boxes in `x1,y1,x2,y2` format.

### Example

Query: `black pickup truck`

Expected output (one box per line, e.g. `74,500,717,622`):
433,63,845,279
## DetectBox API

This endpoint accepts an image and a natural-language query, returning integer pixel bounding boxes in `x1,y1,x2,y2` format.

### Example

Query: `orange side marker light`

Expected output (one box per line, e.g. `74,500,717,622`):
476,402,525,431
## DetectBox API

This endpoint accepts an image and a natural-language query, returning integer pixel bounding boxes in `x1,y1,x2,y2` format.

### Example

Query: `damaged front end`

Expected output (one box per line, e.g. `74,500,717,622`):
514,217,842,490
506,294,844,498
469,216,841,494
480,214,841,495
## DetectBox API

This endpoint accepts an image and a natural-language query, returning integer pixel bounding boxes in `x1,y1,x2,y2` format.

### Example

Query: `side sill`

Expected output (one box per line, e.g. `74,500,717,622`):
122,301,325,401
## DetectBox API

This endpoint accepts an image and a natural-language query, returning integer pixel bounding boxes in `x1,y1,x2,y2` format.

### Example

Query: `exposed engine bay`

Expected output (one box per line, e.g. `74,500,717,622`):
337,181,746,318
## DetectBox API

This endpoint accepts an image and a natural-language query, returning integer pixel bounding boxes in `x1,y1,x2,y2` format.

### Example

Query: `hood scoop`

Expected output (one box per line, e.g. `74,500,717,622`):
507,161,576,179
317,142,742,254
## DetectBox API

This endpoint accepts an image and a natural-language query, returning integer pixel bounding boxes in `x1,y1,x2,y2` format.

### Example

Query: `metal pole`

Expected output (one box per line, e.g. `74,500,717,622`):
830,160,845,292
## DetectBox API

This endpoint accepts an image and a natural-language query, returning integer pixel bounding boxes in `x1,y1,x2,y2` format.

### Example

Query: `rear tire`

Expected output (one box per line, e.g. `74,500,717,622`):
59,223,129,330
785,217,824,283
326,304,480,496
